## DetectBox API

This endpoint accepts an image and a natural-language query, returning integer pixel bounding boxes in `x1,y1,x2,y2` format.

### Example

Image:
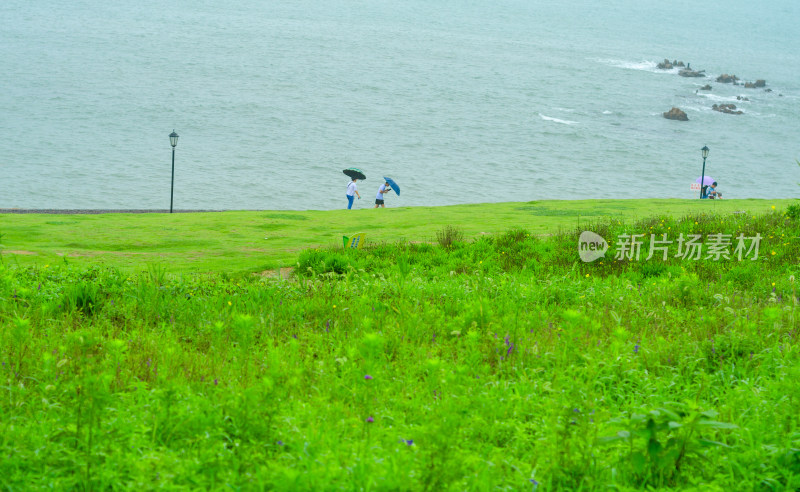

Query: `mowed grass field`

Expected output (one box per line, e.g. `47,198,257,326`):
0,199,790,273
1,199,799,490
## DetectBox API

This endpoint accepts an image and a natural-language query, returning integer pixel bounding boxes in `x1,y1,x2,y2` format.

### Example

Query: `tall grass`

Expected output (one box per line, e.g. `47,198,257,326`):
1,211,798,489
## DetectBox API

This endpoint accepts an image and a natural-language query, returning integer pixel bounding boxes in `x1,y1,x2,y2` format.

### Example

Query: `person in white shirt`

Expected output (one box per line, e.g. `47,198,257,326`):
346,179,361,209
374,181,392,208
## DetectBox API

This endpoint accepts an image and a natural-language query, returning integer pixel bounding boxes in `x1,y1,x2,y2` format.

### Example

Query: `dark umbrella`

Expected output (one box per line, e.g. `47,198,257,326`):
343,168,366,180
383,176,400,196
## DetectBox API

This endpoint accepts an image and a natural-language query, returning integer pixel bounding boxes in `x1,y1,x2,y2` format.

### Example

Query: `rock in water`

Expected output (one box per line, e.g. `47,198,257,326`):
712,104,743,115
679,68,705,77
716,74,739,84
663,107,688,121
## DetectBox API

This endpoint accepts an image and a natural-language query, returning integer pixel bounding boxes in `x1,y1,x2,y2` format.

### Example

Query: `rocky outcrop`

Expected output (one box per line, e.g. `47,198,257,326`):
744,79,766,89
716,74,739,84
657,59,686,69
679,68,705,77
736,96,749,101
712,104,743,115
700,84,712,90
663,107,688,121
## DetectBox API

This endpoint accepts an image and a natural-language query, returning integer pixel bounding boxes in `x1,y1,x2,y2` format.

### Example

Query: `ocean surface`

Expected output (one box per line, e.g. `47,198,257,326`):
1,0,799,210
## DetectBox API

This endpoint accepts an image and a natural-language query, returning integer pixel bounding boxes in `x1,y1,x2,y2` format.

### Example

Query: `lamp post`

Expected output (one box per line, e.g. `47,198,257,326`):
699,145,709,199
169,130,179,213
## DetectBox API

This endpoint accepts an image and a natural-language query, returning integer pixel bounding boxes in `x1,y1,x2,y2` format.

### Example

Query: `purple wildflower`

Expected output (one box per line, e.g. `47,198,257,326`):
405,439,413,446
214,379,218,385
366,416,374,423
506,343,514,357
634,344,639,354
364,375,373,380
277,440,284,446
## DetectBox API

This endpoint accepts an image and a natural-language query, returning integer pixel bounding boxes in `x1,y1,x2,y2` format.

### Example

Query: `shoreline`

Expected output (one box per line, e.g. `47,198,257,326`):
0,198,788,215
0,209,224,214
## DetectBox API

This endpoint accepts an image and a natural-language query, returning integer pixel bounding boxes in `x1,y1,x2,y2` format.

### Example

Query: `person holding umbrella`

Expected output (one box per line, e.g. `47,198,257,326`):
374,180,391,208
374,176,400,209
343,168,365,209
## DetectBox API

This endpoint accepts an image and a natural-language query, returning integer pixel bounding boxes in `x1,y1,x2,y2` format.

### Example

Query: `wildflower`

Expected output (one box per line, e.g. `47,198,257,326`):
634,344,639,354
771,251,776,256
364,374,373,380
771,205,776,210
772,282,776,286
404,439,413,446
214,379,218,385
277,440,284,446
366,416,374,423
585,273,590,277
333,304,337,309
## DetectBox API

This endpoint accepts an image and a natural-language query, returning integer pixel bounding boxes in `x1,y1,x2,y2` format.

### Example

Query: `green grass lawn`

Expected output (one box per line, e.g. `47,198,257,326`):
1,202,799,490
1,199,789,273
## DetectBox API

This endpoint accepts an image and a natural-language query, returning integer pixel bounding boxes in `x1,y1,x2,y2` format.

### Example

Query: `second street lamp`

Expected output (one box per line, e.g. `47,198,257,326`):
169,130,179,213
699,145,709,199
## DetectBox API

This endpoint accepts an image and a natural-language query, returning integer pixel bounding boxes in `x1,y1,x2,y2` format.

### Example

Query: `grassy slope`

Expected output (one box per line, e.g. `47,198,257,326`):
0,199,788,273
1,209,799,490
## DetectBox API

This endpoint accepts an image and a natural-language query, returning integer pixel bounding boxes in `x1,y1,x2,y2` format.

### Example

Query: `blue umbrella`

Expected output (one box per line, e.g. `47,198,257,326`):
383,176,400,196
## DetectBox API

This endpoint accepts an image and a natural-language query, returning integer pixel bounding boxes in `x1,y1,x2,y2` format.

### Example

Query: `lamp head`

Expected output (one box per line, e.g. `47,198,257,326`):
169,130,179,148
701,145,709,159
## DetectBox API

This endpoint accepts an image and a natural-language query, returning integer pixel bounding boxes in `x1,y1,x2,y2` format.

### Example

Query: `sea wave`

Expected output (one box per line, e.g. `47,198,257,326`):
539,113,578,125
697,93,747,103
594,58,676,74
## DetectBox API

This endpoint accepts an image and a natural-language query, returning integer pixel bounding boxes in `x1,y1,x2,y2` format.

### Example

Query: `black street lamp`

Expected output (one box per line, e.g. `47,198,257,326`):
169,130,179,213
699,145,709,199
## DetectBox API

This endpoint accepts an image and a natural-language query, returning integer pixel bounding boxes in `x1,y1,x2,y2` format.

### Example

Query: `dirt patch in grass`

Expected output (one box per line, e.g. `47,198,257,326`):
257,267,295,279
5,250,37,255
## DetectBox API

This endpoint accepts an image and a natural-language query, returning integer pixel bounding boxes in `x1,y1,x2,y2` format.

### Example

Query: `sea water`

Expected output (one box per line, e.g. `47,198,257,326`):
1,0,798,210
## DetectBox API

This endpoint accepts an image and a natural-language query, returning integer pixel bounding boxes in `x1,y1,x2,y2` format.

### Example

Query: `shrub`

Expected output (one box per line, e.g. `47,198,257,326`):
786,202,800,221
436,225,464,250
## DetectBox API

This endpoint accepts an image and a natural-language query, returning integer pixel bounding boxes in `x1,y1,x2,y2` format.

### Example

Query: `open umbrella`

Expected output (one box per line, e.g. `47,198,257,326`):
343,168,366,180
383,176,400,196
695,176,715,186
